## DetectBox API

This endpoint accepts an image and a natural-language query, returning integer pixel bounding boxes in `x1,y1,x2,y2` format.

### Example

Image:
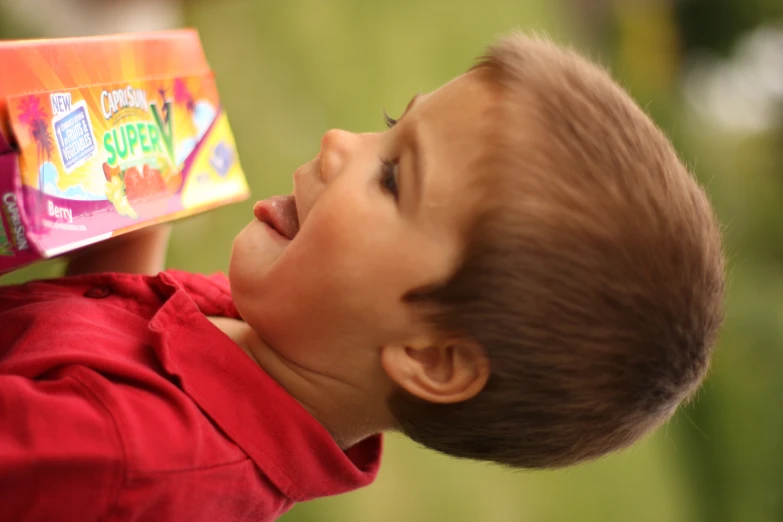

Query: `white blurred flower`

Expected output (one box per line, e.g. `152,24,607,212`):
683,25,783,133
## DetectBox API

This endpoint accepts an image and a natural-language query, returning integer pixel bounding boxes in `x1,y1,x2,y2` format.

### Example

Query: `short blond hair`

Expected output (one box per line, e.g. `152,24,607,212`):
391,33,726,468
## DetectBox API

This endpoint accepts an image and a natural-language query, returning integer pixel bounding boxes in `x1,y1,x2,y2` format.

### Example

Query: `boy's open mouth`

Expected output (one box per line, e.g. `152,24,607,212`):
253,196,300,240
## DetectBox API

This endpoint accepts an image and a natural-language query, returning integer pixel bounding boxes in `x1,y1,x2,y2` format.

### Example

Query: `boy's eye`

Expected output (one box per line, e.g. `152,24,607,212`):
384,110,398,129
380,159,399,199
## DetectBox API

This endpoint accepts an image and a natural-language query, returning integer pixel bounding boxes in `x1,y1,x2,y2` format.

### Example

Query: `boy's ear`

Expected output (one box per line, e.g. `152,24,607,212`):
380,336,489,404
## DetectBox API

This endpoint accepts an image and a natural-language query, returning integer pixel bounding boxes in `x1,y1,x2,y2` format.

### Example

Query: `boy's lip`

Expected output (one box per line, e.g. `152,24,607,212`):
253,196,300,240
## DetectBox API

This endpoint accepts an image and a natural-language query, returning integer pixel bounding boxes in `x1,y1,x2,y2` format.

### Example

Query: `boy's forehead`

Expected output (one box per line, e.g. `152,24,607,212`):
401,70,490,122
421,74,495,145
411,72,496,230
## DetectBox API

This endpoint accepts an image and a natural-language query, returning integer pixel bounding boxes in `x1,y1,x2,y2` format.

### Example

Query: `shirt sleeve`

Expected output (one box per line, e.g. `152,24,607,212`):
0,371,124,522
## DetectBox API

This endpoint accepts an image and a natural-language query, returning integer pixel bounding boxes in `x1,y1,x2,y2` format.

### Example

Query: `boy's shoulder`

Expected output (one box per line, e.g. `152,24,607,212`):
0,269,240,392
0,268,382,506
0,270,242,393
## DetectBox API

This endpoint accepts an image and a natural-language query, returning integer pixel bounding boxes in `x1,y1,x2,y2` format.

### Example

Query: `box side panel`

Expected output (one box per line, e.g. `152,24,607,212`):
0,153,44,273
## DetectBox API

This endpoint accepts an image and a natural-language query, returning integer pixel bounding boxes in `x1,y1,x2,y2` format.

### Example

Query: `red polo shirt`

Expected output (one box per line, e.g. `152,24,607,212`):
0,270,381,521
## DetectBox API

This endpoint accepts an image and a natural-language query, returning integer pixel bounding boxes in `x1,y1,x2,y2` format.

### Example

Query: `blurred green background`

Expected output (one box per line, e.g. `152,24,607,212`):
2,0,783,520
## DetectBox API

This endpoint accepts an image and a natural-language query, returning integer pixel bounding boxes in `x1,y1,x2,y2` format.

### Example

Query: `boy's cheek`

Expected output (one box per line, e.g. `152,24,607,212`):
296,206,371,268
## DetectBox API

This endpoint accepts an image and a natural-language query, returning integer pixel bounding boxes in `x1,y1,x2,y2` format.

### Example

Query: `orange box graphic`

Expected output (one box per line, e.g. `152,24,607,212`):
0,30,249,272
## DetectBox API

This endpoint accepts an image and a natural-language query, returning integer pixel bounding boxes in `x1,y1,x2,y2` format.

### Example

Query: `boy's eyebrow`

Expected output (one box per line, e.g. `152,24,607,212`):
400,94,421,120
404,125,424,211
396,93,424,210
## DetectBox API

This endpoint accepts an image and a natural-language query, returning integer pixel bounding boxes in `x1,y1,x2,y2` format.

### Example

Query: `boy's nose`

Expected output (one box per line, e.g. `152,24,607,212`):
319,129,359,183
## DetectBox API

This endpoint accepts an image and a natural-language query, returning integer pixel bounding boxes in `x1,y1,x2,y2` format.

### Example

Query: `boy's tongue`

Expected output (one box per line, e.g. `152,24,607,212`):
253,196,300,240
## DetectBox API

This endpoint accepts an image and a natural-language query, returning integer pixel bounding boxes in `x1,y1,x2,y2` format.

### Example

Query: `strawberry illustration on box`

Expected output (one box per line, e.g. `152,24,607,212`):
0,30,249,273
102,162,171,219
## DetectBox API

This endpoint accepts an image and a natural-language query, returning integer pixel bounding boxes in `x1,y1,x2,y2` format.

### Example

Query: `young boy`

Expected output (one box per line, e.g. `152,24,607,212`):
0,33,724,521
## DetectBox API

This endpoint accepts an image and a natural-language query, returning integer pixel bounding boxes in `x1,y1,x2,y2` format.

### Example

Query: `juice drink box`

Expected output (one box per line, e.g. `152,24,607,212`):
0,29,249,273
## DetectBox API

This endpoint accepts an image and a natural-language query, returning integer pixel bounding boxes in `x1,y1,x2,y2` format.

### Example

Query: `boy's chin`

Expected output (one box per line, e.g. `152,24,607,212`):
229,221,286,284
237,219,289,252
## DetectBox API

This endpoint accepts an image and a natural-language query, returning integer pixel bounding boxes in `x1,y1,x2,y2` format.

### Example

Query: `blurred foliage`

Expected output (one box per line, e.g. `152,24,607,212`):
2,0,782,520
0,11,31,40
674,0,783,57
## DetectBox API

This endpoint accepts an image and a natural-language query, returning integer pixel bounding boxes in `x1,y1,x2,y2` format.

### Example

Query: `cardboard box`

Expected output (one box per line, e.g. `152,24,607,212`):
0,29,249,273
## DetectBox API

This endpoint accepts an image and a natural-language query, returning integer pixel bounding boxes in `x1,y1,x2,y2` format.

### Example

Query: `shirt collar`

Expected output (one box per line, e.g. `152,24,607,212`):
147,270,382,501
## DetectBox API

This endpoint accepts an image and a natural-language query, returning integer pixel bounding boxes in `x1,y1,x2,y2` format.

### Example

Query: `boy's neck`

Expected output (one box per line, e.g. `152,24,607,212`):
207,316,388,449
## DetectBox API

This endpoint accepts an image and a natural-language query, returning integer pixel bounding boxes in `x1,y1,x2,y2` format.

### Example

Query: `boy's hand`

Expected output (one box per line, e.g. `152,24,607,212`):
65,224,172,276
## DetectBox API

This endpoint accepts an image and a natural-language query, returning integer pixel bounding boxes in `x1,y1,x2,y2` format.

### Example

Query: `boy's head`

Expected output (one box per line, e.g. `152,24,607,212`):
229,33,725,467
